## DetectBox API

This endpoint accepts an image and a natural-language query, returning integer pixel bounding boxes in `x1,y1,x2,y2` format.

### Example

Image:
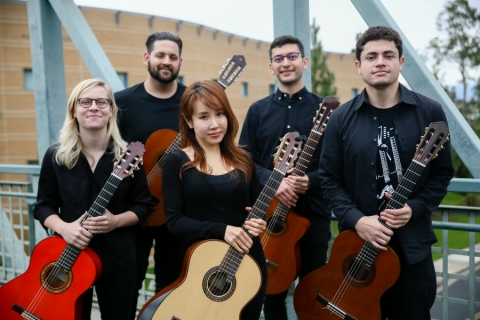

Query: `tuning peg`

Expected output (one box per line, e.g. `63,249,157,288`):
416,143,420,151
227,58,231,62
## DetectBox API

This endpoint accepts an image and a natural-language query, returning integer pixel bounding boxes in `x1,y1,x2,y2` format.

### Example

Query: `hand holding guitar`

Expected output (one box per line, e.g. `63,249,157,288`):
276,169,298,207
244,207,266,237
224,226,253,253
46,213,92,250
380,192,412,229
284,173,309,194
354,215,393,251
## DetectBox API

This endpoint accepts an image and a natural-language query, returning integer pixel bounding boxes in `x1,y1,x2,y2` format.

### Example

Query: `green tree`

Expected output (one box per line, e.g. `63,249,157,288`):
310,19,337,97
429,0,480,107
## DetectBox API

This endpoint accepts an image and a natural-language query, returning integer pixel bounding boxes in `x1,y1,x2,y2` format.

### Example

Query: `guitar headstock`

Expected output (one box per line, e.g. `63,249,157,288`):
273,132,303,174
414,122,450,165
312,96,340,134
113,141,145,179
217,55,246,89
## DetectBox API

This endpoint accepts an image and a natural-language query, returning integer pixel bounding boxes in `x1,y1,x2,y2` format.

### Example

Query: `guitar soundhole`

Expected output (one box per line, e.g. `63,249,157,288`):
342,255,376,288
202,267,236,302
266,216,285,234
40,262,73,294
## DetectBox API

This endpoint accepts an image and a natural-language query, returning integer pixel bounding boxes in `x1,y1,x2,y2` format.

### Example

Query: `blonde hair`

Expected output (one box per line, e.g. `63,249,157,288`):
55,78,126,169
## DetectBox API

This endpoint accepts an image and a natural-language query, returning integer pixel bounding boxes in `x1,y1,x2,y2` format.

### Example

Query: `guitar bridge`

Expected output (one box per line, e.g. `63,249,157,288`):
316,294,357,320
12,303,42,320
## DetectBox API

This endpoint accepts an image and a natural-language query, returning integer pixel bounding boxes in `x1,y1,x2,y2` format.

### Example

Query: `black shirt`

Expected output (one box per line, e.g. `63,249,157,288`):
33,144,154,272
239,87,329,217
319,84,454,264
115,82,186,144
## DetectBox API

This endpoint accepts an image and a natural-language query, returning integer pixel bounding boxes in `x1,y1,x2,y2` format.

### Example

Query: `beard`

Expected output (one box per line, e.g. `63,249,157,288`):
148,61,180,84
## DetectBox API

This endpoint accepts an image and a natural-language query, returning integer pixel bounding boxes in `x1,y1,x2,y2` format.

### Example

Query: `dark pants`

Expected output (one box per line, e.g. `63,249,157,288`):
263,210,331,320
81,263,137,320
381,254,437,320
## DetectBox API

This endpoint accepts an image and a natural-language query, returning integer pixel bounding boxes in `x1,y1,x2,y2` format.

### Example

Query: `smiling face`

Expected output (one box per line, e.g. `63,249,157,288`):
355,39,404,90
73,85,112,133
144,40,182,83
269,43,308,87
188,100,228,149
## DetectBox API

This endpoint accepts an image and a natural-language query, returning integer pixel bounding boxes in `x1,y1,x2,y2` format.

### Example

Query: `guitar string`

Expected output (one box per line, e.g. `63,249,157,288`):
25,162,128,316
260,131,321,249
201,170,282,318
26,173,121,316
146,134,181,184
332,162,420,310
330,161,423,312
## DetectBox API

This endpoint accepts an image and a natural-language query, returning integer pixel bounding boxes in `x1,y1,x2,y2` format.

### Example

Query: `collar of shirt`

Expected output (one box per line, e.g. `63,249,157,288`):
353,83,418,111
273,86,309,102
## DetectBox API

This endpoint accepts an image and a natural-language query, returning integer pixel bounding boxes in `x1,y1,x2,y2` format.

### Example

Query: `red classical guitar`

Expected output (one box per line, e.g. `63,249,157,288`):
293,122,450,320
261,96,339,295
143,55,247,226
137,132,303,320
0,141,145,320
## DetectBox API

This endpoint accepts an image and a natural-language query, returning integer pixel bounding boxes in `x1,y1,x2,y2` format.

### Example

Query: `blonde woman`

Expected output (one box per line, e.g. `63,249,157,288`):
34,79,153,320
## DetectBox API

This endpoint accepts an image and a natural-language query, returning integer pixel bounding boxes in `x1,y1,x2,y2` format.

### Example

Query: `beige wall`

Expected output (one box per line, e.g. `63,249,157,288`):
0,0,365,165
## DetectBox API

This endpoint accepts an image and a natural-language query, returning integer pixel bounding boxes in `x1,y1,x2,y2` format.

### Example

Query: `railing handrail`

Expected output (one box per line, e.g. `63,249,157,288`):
0,164,41,174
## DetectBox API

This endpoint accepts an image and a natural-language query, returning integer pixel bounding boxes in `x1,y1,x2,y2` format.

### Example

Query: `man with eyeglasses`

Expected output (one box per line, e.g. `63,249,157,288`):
239,35,331,320
114,31,188,318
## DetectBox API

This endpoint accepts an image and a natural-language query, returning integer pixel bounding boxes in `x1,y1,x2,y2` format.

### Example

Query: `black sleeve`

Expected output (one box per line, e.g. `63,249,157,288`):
126,163,154,226
33,147,61,229
318,110,365,230
249,161,262,206
162,152,227,241
239,103,272,186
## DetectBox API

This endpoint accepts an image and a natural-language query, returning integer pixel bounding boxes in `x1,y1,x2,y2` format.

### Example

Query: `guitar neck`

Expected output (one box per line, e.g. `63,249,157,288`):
219,168,285,281
361,160,425,264
56,173,123,272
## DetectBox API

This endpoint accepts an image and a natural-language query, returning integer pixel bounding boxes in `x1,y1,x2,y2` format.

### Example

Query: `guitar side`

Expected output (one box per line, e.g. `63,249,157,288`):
143,128,178,226
262,198,310,295
138,240,262,320
0,236,102,320
293,231,400,320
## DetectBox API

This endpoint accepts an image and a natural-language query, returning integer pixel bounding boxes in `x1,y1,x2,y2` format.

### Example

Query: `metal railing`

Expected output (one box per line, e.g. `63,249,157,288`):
0,164,479,319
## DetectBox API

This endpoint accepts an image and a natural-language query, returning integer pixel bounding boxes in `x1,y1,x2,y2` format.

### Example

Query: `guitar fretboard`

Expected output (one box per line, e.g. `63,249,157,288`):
219,169,285,282
53,173,123,273
357,161,424,268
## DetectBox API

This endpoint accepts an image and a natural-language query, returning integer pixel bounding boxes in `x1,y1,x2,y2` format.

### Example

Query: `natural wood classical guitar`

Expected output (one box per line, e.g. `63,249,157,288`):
137,132,303,320
143,55,247,226
0,142,145,320
261,96,339,295
293,122,450,320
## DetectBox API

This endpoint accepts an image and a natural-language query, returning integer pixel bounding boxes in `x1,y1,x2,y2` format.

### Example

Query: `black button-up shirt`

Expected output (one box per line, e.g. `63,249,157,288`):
239,87,329,217
34,144,154,272
319,84,454,264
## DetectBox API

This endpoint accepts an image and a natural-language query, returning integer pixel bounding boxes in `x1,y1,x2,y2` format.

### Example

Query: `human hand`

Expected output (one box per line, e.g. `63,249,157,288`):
58,212,92,250
380,192,412,229
355,215,394,251
82,209,119,234
224,226,253,253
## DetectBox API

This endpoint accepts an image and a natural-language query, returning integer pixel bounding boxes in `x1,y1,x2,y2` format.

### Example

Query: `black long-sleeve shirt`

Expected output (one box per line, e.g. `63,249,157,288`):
318,84,454,265
239,87,329,217
34,144,154,272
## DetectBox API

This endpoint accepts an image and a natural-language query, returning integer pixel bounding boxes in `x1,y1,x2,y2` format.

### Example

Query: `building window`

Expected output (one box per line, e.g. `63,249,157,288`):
117,72,128,87
177,76,184,84
351,88,358,98
269,84,275,95
24,69,33,91
241,82,248,97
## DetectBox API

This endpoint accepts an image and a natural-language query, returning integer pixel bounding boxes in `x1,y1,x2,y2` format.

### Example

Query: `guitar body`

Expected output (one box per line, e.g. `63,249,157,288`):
261,198,310,294
0,235,102,320
294,231,400,320
143,128,178,226
137,240,262,320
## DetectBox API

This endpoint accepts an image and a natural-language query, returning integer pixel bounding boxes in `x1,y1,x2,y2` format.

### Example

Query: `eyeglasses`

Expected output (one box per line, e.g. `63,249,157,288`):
77,98,111,109
271,52,302,64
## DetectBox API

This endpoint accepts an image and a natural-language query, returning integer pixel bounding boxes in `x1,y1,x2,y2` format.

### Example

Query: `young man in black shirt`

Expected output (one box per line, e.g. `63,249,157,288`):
115,32,188,314
239,35,331,320
319,26,454,319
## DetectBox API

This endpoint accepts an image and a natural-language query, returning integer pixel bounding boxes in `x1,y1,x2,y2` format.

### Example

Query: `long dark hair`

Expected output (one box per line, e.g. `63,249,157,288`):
179,80,253,180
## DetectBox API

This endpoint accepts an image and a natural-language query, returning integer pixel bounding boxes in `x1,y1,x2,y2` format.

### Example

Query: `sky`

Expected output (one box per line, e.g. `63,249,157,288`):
74,0,480,95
